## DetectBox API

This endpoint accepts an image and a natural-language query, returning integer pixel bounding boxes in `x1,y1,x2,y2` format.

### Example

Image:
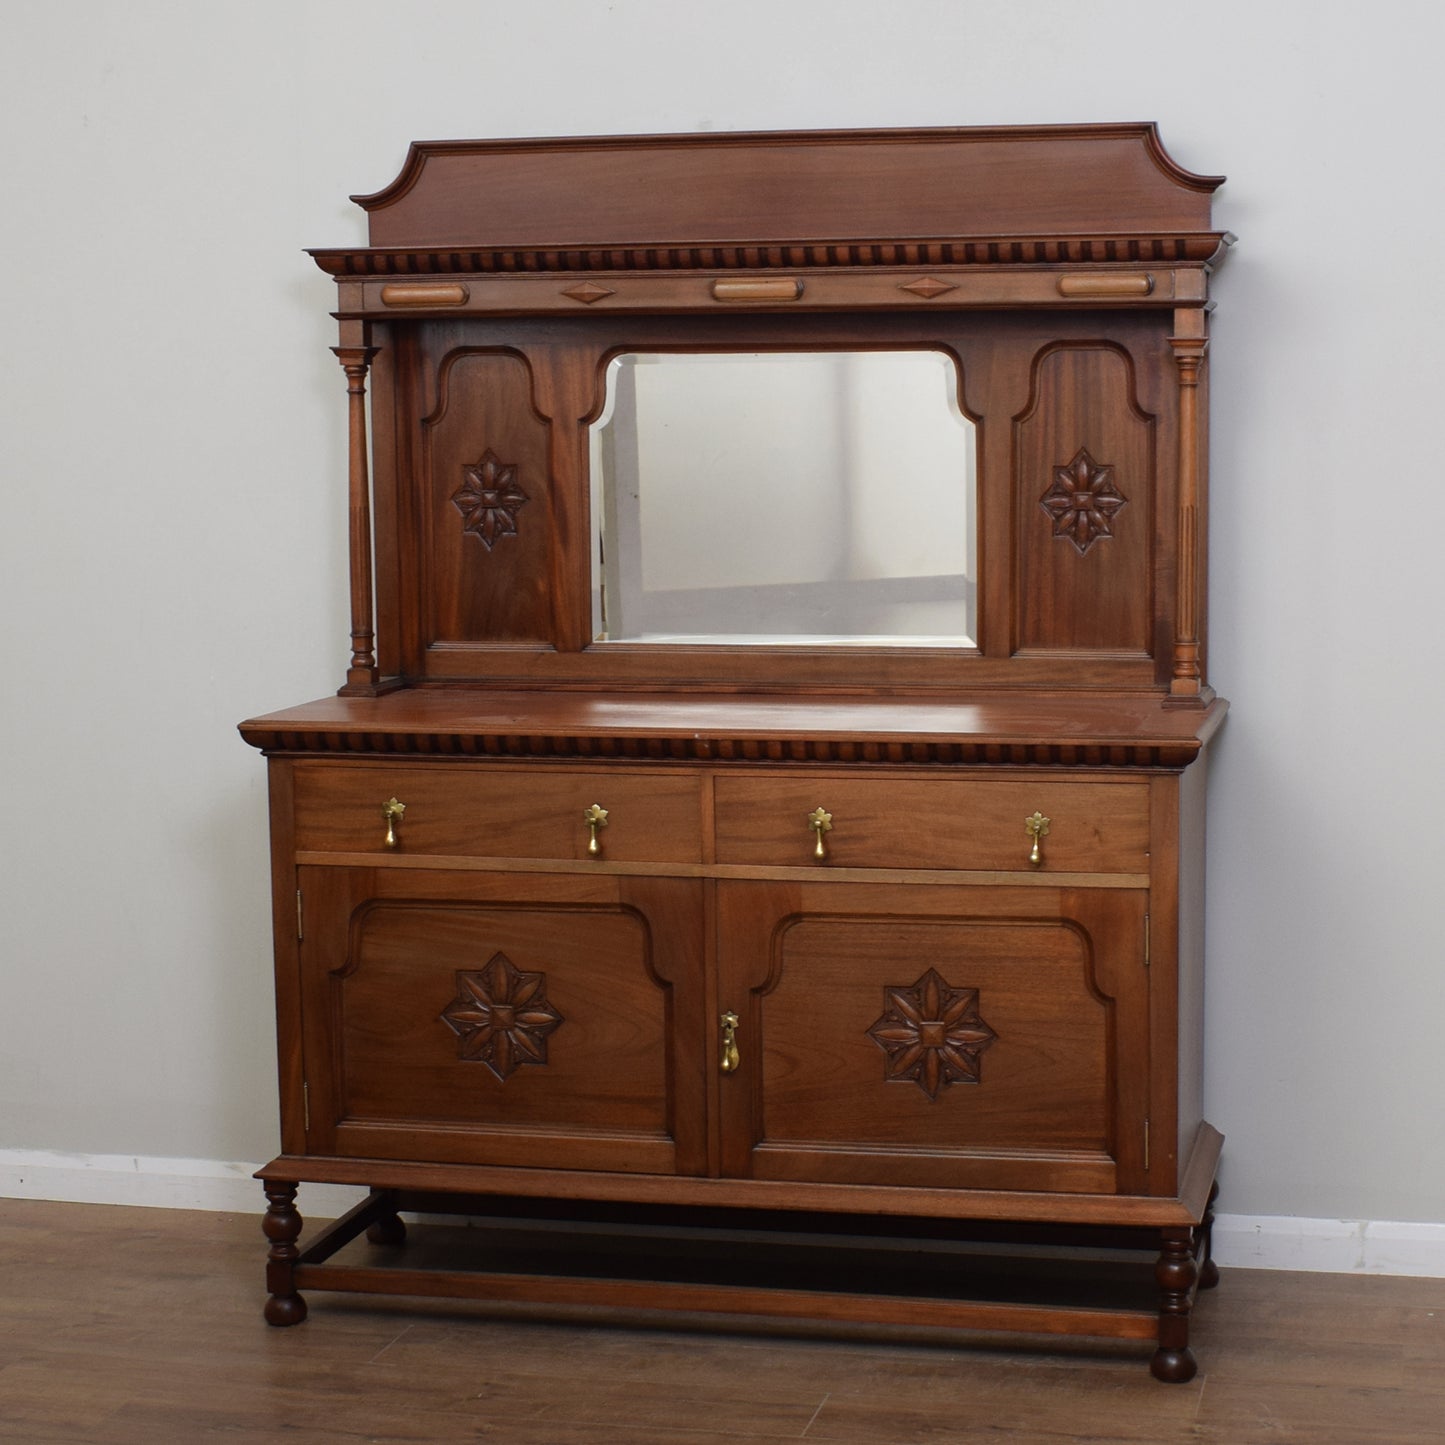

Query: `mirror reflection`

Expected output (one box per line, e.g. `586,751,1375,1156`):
590,350,977,647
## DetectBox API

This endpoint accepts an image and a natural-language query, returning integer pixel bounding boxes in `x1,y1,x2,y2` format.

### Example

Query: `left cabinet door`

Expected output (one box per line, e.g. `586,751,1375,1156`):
296,866,707,1176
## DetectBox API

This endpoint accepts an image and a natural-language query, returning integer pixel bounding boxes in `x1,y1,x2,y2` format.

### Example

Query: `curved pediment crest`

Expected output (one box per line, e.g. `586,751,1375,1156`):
345,124,1224,255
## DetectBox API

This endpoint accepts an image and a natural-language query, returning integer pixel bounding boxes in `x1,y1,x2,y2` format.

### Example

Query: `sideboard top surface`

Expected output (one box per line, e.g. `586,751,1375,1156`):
240,690,1226,766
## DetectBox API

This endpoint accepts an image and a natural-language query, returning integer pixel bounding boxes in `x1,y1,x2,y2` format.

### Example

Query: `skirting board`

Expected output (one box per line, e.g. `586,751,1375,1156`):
2,1149,1443,1279
0,1149,366,1220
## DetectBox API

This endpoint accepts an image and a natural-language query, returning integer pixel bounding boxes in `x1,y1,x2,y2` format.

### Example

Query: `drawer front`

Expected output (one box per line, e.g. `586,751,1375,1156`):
292,764,703,863
713,775,1150,873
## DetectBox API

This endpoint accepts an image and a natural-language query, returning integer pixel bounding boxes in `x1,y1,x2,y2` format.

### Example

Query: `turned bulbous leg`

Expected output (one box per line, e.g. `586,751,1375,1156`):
1150,1227,1198,1383
1197,1180,1221,1290
262,1181,308,1327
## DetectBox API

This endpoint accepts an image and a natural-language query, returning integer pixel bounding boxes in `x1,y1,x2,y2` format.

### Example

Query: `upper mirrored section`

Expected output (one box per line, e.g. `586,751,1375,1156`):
590,351,976,647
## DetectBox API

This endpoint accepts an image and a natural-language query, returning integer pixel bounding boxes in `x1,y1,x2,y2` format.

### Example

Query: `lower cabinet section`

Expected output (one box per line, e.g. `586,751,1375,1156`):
263,757,1218,1381
298,867,1147,1195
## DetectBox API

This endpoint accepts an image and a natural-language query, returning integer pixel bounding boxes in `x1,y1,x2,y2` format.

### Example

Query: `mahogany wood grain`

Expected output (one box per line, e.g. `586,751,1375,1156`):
353,126,1223,251
1015,343,1155,654
258,1117,1222,1226
712,775,1150,873
716,882,1149,1195
291,760,703,862
380,283,469,306
333,307,1195,694
1169,311,1210,697
247,124,1231,1377
242,690,1227,765
333,343,381,694
295,867,707,1177
330,266,1220,317
291,1262,1162,1341
366,333,403,684
265,760,307,1157
418,346,553,648
294,852,1152,890
317,232,1232,277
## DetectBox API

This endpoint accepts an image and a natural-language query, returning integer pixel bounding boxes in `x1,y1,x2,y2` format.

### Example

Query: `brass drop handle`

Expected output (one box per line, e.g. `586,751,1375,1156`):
584,803,609,857
719,1011,740,1074
1025,811,1051,868
808,806,834,861
381,797,406,849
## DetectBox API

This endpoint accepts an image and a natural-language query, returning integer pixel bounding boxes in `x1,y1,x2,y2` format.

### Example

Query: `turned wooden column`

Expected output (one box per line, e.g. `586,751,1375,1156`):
262,1181,308,1326
1169,314,1209,701
1151,1227,1199,1382
333,343,381,695
1198,1179,1221,1290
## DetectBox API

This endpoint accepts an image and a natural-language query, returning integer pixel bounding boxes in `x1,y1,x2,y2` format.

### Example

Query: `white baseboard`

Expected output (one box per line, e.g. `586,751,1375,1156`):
1212,1213,1445,1278
0,1149,365,1219
2,1151,1442,1278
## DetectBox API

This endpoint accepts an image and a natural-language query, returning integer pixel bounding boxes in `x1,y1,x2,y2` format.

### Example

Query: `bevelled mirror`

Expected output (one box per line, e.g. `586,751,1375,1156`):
589,350,977,647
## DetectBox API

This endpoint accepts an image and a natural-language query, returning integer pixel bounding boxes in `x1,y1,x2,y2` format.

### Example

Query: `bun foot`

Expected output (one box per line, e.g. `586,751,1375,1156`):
1198,1257,1220,1290
264,1292,308,1327
1150,1346,1197,1383
366,1213,407,1246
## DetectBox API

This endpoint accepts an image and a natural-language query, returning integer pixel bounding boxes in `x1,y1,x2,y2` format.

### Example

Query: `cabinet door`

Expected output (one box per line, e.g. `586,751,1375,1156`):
716,882,1149,1195
298,868,706,1175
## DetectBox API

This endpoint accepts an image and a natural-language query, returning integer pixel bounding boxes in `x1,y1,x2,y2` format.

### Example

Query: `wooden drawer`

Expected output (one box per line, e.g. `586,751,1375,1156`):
291,764,703,863
713,776,1150,873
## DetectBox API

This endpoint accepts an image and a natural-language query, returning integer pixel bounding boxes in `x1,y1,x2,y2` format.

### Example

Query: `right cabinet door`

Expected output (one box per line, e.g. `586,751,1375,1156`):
716,881,1150,1195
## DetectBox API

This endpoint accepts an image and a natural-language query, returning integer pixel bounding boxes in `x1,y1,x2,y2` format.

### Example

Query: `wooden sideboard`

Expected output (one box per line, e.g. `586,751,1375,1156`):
242,125,1230,1380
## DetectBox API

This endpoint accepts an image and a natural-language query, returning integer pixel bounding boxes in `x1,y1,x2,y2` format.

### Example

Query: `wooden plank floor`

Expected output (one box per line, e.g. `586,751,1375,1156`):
1,1197,1442,1443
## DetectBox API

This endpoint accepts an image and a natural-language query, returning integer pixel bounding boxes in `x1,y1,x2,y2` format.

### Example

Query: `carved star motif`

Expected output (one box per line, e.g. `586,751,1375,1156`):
1039,448,1126,554
440,952,563,1081
453,450,528,549
865,967,997,1100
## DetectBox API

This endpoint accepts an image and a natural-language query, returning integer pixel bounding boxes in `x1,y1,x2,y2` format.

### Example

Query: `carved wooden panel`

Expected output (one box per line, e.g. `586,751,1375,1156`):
865,968,997,1099
420,348,552,650
716,881,1150,1194
296,867,708,1175
1014,344,1154,654
439,951,563,1080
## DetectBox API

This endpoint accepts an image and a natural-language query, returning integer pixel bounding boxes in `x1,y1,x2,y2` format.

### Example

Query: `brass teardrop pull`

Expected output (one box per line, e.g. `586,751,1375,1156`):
381,797,406,849
1025,811,1051,867
719,1011,740,1074
584,803,609,857
808,806,834,861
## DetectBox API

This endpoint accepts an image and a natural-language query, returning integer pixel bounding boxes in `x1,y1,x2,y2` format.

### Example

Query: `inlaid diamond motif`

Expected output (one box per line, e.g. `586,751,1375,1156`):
561,282,616,305
899,276,959,299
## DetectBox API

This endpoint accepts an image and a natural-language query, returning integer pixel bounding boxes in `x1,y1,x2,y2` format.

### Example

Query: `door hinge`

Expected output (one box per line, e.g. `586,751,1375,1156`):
1143,912,1151,968
296,889,304,942
303,1080,310,1132
1144,1117,1151,1171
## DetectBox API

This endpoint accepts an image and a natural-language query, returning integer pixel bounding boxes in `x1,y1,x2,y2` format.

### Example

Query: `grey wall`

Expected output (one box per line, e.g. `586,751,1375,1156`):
3,0,1442,1223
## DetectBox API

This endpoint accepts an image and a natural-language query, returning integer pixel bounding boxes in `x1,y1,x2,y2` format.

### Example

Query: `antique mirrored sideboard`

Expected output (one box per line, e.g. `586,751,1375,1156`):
240,125,1231,1381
